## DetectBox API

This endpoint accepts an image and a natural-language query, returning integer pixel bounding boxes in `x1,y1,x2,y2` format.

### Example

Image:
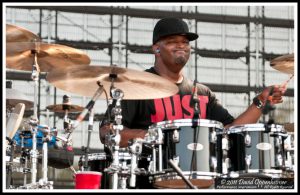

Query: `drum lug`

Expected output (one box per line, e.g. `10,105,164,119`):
245,154,252,170
148,161,155,173
210,156,217,171
210,130,217,143
275,137,281,149
172,129,179,143
244,133,251,147
222,158,230,174
276,154,283,167
222,137,229,150
172,156,180,167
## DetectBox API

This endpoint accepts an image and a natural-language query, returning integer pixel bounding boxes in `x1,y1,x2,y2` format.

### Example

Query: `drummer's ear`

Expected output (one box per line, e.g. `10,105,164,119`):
152,45,160,54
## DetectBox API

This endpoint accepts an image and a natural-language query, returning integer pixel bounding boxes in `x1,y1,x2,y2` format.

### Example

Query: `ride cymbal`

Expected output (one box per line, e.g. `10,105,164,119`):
6,42,90,72
46,65,179,100
46,104,84,113
6,24,40,42
270,54,294,74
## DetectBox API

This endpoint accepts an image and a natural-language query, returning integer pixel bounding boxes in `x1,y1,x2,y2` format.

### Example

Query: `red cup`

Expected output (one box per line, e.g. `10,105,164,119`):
75,171,102,189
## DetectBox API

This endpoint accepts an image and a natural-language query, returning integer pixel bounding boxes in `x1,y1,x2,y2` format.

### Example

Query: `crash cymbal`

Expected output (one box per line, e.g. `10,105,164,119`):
270,54,294,74
283,123,294,132
46,65,179,100
6,24,40,42
6,88,34,110
6,42,90,72
46,104,84,113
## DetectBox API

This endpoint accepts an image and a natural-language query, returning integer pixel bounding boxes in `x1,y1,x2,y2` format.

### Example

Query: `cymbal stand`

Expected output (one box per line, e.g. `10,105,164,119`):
111,87,124,189
63,95,72,133
6,138,14,189
19,129,31,187
83,107,95,171
28,43,41,187
62,95,74,149
39,125,54,189
103,85,124,189
128,138,143,188
29,118,39,187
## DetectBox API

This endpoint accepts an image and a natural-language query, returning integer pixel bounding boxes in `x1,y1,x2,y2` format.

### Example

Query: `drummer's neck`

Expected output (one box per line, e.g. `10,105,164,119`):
153,64,184,84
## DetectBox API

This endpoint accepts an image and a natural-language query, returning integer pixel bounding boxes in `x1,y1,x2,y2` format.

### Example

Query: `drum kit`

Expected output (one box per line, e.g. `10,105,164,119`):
5,24,295,190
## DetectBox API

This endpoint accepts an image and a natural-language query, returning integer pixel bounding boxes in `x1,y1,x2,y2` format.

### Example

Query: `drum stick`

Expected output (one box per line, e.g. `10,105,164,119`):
168,159,198,189
281,74,294,88
70,166,77,173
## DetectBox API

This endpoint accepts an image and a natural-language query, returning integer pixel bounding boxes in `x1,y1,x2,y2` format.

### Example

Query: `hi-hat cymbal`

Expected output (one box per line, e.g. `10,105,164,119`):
6,88,34,110
283,123,294,132
6,42,91,72
270,54,294,74
46,65,179,100
46,104,84,113
6,24,40,42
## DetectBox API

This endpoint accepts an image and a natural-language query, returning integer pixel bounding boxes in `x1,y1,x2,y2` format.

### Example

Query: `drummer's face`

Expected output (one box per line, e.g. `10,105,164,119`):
156,35,191,72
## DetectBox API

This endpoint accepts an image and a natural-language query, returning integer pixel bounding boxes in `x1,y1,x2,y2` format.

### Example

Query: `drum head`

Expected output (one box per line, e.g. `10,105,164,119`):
154,177,214,189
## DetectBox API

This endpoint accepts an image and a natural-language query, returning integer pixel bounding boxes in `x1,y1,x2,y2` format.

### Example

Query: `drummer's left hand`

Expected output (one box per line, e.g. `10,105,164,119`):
259,85,287,105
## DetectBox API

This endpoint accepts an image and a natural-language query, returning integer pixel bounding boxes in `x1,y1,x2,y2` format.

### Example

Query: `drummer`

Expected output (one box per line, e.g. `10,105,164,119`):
99,17,286,188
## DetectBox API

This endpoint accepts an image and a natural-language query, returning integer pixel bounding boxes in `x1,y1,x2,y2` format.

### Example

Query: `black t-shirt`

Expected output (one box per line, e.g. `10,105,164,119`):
117,67,234,130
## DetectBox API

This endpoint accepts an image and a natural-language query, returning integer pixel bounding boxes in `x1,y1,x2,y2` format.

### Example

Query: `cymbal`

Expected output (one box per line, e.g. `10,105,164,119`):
270,54,294,74
6,24,40,42
6,88,34,110
46,65,179,100
283,123,294,132
6,42,91,72
46,104,84,113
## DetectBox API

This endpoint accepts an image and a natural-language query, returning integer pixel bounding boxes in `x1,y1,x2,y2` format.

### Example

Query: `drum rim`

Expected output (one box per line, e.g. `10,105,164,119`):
228,169,283,175
150,118,224,129
227,123,286,134
153,171,221,180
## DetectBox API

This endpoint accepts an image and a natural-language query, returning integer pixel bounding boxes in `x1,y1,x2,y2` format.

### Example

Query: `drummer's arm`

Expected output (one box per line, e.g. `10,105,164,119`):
224,85,286,129
225,103,262,129
99,124,147,148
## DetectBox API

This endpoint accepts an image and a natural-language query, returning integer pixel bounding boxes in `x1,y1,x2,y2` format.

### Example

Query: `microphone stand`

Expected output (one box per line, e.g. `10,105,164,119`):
83,108,95,171
191,80,200,172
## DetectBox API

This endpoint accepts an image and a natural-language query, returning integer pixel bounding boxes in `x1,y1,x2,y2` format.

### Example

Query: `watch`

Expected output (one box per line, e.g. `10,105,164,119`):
253,95,263,109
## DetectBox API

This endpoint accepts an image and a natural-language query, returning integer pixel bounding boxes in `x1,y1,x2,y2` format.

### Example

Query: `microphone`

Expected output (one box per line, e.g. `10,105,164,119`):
262,86,275,115
71,82,104,130
190,80,200,119
6,103,25,141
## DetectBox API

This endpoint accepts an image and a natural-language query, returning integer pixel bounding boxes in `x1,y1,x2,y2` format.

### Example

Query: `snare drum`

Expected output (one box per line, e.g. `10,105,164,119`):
149,119,224,189
225,123,287,178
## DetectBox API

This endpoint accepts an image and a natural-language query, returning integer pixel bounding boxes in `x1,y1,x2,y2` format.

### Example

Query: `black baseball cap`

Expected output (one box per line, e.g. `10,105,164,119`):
152,18,199,45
